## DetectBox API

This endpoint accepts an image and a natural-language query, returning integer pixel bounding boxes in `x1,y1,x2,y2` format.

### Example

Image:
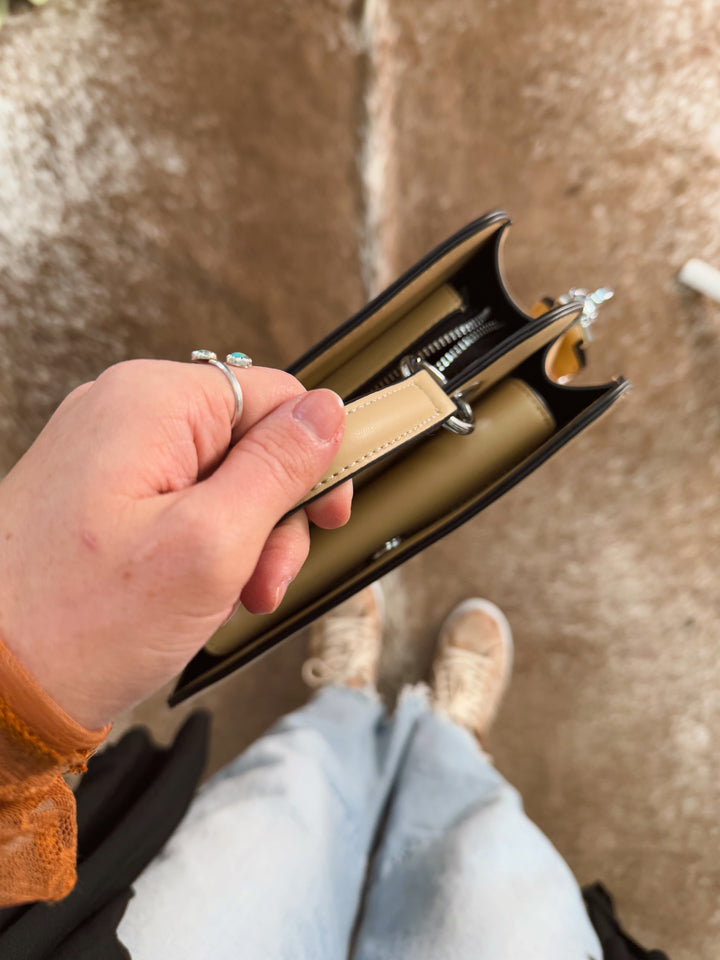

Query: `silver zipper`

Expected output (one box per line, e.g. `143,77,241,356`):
556,287,614,341
415,307,502,373
371,307,503,390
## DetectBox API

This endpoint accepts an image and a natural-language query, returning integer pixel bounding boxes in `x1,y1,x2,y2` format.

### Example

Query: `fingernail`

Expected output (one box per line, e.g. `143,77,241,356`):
275,577,294,607
292,390,344,442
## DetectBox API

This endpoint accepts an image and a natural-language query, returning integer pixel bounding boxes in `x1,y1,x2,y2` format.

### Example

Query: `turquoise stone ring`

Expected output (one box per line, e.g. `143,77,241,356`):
191,349,244,429
226,352,253,369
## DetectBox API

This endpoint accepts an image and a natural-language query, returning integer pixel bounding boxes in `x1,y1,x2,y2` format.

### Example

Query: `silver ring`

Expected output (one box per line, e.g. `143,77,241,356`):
191,350,243,430
226,351,253,369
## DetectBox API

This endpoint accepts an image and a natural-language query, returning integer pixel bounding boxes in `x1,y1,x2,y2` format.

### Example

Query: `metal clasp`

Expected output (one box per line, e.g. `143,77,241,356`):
556,287,614,342
399,355,474,435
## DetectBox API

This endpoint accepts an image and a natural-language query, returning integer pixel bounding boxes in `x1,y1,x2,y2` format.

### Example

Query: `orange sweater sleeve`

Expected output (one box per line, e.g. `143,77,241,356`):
0,634,111,907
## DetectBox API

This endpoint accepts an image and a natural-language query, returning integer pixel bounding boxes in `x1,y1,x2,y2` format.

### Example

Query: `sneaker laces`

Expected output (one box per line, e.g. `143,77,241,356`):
302,616,379,689
433,644,499,732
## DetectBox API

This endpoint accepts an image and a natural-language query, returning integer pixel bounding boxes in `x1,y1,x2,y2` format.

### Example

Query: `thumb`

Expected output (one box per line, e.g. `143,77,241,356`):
193,388,345,551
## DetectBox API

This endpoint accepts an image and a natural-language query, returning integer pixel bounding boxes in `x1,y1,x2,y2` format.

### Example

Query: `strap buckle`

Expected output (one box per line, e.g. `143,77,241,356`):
399,355,474,435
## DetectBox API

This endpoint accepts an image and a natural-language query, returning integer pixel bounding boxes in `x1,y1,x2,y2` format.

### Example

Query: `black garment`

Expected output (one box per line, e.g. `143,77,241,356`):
0,710,669,959
0,711,210,960
51,891,134,960
583,884,670,960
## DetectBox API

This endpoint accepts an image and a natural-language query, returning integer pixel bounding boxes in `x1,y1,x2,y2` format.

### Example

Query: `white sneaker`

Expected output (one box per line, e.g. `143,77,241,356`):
301,583,384,690
431,598,513,741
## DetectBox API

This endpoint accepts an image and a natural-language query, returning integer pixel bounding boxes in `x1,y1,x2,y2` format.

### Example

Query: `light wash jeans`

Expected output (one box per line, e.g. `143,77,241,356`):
118,686,601,960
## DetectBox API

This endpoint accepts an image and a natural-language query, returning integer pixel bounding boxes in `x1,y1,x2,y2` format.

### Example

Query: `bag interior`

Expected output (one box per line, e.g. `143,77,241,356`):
170,215,630,702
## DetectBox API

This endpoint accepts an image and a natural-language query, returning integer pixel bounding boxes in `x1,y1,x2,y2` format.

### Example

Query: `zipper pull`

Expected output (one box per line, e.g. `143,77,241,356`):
556,287,614,342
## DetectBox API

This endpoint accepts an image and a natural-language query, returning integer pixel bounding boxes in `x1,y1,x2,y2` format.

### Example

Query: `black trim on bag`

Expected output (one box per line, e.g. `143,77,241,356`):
169,376,630,706
287,210,511,376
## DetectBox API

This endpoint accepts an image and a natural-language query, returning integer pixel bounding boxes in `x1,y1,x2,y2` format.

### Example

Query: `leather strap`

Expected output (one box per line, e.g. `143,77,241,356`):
295,369,458,509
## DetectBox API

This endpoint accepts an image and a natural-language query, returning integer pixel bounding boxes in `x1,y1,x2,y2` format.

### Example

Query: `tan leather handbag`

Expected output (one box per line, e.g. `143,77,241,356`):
170,210,629,705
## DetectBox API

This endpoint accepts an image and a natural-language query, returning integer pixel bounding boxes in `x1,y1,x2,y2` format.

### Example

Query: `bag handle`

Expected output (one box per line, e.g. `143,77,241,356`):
294,368,458,510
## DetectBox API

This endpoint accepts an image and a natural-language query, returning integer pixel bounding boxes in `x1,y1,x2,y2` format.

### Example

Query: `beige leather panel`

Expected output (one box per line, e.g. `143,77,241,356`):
316,284,463,399
296,368,458,507
297,220,508,390
207,377,554,655
457,308,581,403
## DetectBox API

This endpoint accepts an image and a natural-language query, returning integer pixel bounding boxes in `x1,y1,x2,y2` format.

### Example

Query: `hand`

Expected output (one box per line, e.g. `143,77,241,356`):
0,360,351,730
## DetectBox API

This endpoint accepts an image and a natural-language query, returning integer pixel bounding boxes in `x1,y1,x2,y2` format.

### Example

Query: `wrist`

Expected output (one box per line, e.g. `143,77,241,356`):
0,632,111,783
0,585,111,733
0,632,111,732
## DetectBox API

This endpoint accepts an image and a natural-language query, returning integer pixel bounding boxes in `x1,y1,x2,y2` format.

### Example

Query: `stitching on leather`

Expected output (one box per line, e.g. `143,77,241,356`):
309,380,446,491
310,411,438,489
344,377,431,414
